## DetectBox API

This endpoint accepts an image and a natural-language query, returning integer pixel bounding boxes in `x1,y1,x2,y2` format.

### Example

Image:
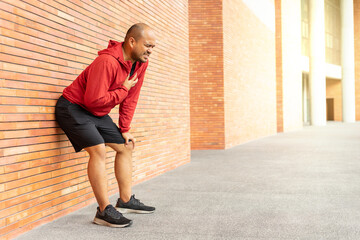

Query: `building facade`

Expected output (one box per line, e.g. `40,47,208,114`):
301,0,357,124
190,0,360,150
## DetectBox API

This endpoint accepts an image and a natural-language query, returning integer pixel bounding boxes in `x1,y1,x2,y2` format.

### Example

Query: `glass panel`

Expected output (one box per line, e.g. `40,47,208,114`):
325,0,340,65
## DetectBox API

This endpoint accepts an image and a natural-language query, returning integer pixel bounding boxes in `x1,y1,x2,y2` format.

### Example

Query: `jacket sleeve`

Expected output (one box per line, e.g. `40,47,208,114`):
118,62,148,133
83,56,129,114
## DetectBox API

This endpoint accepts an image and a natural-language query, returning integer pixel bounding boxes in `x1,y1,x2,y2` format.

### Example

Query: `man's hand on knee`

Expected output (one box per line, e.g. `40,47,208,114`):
121,132,136,150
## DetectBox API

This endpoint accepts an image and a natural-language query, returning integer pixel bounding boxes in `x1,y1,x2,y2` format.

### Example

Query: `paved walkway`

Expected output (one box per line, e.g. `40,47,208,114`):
15,122,360,240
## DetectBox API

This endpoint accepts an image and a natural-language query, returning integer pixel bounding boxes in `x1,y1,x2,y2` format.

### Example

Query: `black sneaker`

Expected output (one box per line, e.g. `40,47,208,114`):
115,195,155,214
93,204,132,228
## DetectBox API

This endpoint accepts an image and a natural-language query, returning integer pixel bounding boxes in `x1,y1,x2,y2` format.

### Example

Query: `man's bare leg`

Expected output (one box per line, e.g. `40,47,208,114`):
85,143,110,212
106,142,155,213
106,143,133,202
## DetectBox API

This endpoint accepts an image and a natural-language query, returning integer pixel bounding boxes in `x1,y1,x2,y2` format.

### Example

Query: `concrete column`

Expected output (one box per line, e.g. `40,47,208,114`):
341,0,356,122
309,0,327,126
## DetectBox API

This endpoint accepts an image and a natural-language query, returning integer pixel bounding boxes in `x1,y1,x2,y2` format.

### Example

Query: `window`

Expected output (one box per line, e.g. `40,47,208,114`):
301,0,309,57
325,0,341,65
301,0,341,65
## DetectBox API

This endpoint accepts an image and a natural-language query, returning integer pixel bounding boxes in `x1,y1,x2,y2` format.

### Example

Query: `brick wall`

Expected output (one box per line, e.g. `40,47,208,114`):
275,0,284,133
0,0,190,239
355,0,360,120
188,0,225,149
189,0,277,149
223,0,277,148
326,79,342,121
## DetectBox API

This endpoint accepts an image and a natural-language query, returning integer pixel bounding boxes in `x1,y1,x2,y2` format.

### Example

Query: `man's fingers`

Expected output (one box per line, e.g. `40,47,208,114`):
130,73,137,81
131,138,136,149
124,135,130,144
122,132,135,149
132,79,139,87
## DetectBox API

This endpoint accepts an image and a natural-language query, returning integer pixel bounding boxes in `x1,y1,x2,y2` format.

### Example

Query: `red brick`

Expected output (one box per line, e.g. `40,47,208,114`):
0,0,190,238
189,0,225,149
275,0,284,132
355,0,360,120
189,0,277,149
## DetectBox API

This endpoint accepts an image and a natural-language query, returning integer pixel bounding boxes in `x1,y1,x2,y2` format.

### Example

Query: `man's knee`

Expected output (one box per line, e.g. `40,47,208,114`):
85,144,106,159
106,143,133,153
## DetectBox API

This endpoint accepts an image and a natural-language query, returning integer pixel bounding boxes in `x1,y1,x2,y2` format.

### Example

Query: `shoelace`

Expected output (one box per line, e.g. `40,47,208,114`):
132,195,145,206
106,206,123,219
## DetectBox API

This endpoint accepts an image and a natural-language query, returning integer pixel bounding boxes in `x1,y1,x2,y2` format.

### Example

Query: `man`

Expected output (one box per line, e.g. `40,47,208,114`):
55,23,156,228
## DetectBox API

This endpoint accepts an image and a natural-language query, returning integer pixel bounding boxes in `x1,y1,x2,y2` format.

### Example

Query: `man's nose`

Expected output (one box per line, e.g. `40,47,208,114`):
147,48,152,54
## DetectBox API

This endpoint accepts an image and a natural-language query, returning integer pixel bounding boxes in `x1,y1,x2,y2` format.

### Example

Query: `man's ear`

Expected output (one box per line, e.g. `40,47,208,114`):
129,37,136,48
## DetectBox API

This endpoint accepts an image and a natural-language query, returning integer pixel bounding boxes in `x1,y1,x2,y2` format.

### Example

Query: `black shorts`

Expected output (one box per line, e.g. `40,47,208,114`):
55,95,125,152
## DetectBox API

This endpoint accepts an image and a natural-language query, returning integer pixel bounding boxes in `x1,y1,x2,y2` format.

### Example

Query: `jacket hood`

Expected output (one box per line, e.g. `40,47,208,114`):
98,40,129,66
97,40,148,71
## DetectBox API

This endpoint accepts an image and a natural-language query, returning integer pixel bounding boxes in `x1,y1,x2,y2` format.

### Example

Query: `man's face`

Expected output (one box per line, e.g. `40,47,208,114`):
131,30,156,63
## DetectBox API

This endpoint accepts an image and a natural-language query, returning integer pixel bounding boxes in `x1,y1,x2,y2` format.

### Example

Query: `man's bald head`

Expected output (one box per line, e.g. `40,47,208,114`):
123,23,156,63
125,23,151,42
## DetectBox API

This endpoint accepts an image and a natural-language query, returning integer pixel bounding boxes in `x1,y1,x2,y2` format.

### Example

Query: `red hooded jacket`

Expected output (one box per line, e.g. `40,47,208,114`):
62,40,148,133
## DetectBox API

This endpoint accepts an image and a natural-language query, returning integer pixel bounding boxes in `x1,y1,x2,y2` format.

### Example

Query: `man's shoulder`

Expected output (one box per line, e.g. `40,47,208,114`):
93,54,119,67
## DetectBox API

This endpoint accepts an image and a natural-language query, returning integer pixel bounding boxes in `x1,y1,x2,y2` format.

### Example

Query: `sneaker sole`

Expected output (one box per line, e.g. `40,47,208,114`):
115,207,155,214
93,217,132,228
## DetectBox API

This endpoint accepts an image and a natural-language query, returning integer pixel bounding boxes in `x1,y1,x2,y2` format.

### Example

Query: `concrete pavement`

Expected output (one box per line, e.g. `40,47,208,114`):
15,122,360,239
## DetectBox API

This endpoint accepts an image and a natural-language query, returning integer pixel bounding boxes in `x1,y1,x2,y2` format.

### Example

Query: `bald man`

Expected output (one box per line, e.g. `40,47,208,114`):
55,23,156,228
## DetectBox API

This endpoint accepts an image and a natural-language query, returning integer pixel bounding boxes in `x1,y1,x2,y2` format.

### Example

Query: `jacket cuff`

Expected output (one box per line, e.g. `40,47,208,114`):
121,85,129,92
119,126,130,133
